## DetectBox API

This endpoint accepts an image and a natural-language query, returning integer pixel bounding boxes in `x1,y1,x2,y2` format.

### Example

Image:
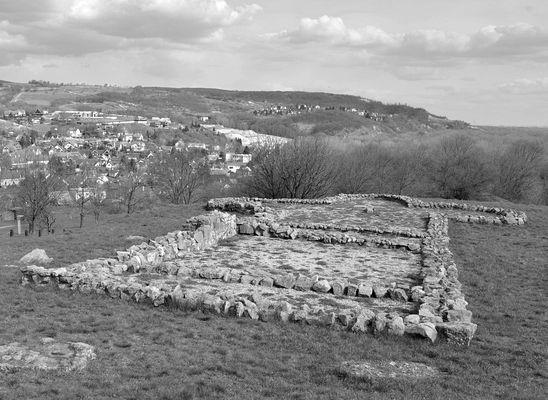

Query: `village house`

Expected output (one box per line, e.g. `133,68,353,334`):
225,153,252,164
130,141,146,153
69,128,82,138
2,140,22,153
0,173,24,188
187,142,208,150
150,117,171,127
210,166,229,176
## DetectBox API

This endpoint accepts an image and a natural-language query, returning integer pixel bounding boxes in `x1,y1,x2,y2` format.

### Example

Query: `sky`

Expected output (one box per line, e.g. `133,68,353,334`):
0,0,547,126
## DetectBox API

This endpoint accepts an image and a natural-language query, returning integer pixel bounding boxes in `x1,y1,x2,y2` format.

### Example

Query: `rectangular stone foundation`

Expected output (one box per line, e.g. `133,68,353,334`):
18,194,510,346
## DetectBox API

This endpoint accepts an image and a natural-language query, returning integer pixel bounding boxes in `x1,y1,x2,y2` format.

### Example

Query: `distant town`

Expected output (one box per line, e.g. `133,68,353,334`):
0,107,290,196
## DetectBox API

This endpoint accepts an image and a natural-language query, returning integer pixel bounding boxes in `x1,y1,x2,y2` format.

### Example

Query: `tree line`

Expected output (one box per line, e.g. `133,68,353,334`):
242,135,547,204
9,148,212,233
7,133,547,234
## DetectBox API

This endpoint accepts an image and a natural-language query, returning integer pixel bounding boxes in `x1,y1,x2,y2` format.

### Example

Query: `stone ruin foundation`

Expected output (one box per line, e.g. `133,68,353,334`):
19,194,528,346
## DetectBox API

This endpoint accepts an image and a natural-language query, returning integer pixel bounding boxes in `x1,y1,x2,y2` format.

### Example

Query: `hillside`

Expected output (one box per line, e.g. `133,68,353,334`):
0,200,546,399
0,81,469,138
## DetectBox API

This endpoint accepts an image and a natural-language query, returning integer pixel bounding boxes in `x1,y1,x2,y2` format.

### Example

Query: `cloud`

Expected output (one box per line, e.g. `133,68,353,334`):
0,20,31,65
63,0,261,41
392,66,447,81
498,78,548,94
0,0,261,64
268,16,548,60
269,15,395,47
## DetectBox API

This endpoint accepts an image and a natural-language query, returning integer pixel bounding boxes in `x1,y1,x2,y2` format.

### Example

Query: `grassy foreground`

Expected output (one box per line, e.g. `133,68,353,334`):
0,202,546,399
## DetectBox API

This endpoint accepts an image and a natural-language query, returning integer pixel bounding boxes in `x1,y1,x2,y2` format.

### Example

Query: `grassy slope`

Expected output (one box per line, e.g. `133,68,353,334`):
0,204,547,399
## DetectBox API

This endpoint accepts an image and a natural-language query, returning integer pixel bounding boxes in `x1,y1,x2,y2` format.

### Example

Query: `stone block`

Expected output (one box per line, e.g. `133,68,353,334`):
235,302,246,318
294,274,316,291
312,279,331,293
404,314,420,325
390,288,409,302
259,277,274,287
373,286,388,298
238,223,255,235
374,313,387,334
405,322,438,343
116,251,130,262
357,284,373,297
274,274,296,289
338,310,355,327
437,322,477,346
446,309,473,323
332,280,347,296
351,309,376,333
387,316,405,336
292,309,309,323
346,284,359,297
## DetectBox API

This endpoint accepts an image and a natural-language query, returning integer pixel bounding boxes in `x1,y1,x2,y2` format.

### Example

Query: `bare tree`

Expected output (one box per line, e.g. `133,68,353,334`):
246,138,336,198
335,145,376,194
89,184,106,223
149,149,209,204
244,143,286,198
368,145,395,193
0,153,11,181
335,143,426,195
118,169,147,214
65,163,96,228
388,144,428,195
495,140,544,202
16,170,60,233
428,134,493,200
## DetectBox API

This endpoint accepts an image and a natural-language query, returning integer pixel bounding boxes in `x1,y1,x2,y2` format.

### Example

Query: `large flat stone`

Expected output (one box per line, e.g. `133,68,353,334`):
0,338,95,372
339,360,440,381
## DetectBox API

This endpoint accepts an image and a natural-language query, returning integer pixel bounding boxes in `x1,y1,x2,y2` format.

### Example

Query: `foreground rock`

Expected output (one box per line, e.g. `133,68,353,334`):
19,249,52,265
339,360,440,381
0,338,96,372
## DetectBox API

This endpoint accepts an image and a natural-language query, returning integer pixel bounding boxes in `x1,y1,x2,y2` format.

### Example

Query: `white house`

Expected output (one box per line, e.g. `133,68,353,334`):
69,128,82,138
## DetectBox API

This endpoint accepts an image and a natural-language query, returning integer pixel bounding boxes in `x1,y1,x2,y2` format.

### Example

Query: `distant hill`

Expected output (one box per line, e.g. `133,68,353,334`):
0,81,470,138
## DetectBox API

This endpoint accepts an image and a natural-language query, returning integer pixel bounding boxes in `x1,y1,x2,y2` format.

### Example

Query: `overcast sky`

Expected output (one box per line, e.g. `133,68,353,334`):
1,0,547,126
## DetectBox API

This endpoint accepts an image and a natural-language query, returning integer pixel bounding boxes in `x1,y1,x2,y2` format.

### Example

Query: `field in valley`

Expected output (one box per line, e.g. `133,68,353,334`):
0,201,546,399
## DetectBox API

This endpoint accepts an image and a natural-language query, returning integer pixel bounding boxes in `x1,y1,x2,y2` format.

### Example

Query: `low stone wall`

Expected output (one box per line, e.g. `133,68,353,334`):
19,264,428,341
416,213,477,345
142,259,416,304
206,198,266,214
207,193,528,226
286,221,426,239
403,197,527,225
335,193,527,225
234,216,421,252
115,211,237,272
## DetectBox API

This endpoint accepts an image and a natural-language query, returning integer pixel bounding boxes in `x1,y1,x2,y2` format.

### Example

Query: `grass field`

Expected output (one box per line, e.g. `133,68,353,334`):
0,202,546,399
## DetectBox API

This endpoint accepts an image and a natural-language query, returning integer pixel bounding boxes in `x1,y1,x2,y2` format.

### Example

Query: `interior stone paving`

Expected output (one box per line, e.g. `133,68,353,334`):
268,199,428,231
175,236,422,287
